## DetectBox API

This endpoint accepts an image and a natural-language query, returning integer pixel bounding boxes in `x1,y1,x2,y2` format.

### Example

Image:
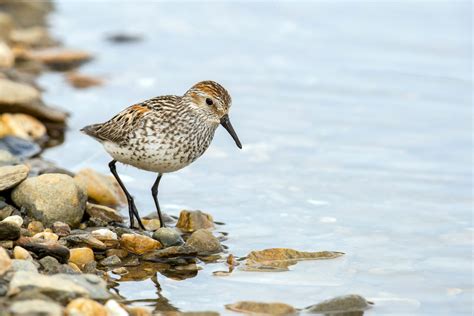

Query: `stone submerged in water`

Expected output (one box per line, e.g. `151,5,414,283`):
303,294,373,314
225,301,297,315
152,227,184,247
176,210,215,232
11,173,87,227
74,169,126,207
0,164,29,191
0,221,21,240
120,233,162,255
185,229,222,255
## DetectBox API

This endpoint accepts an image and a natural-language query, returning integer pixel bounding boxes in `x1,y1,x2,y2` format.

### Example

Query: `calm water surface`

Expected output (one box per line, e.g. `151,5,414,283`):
41,1,472,314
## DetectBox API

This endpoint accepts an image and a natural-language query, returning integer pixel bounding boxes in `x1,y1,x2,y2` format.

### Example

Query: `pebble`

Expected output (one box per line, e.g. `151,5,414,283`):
85,202,123,223
303,294,373,314
2,214,23,227
10,26,54,47
68,262,82,273
152,227,184,247
66,72,103,89
52,221,71,237
0,221,21,240
66,298,108,316
91,228,117,241
13,246,33,260
0,164,29,191
10,259,39,273
100,255,121,266
142,218,161,231
185,229,222,255
0,247,12,275
176,210,215,232
33,231,59,242
120,233,162,255
27,48,92,71
39,255,62,274
0,113,47,140
105,248,128,259
112,267,128,275
0,136,41,159
69,247,95,268
105,300,129,316
27,220,44,234
225,301,297,315
16,236,70,263
9,299,63,316
0,77,40,106
11,173,87,227
74,168,126,207
0,200,15,220
64,233,107,250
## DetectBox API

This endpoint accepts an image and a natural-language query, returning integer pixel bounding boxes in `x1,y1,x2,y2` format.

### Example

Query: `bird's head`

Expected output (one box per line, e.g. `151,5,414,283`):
184,80,242,149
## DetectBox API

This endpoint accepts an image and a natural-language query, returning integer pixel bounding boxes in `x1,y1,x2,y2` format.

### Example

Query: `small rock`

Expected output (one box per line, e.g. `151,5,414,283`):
10,258,38,273
0,164,29,191
0,247,12,275
106,33,143,43
0,41,14,68
303,294,373,314
85,202,123,223
143,218,161,231
105,248,128,259
2,214,24,227
105,300,128,316
176,210,215,232
39,255,62,274
64,233,107,250
0,200,15,219
66,72,103,89
0,136,41,159
66,298,108,316
0,221,21,240
52,221,71,237
75,169,126,207
68,262,82,273
91,228,119,247
185,229,222,255
27,220,44,234
0,78,40,106
16,236,70,263
152,227,184,247
0,240,13,248
11,173,87,227
112,267,128,275
0,113,47,141
27,48,92,71
142,245,196,262
69,247,95,268
225,301,297,315
120,233,162,255
13,245,32,260
9,299,63,316
100,255,121,266
10,26,55,47
33,231,59,242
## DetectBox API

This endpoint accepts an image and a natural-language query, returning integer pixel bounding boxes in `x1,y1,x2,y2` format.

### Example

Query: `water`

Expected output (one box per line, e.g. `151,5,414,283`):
40,1,472,314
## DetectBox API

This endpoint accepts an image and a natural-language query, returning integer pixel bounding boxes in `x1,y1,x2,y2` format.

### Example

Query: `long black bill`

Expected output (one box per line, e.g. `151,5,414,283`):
220,114,242,149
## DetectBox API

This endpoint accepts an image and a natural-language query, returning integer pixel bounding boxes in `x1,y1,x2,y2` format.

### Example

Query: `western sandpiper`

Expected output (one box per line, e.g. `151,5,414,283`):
81,80,242,229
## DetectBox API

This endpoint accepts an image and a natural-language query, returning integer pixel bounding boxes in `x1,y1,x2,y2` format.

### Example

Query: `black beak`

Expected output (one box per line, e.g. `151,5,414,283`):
220,114,242,149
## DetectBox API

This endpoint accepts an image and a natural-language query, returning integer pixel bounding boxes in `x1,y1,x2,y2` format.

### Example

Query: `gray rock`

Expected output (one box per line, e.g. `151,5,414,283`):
0,78,40,106
185,229,222,255
0,136,41,159
304,294,373,314
0,221,20,240
0,200,15,220
11,173,86,227
152,227,184,247
39,256,61,274
63,233,106,250
10,259,39,273
9,299,63,316
100,255,121,266
8,271,113,303
0,164,29,191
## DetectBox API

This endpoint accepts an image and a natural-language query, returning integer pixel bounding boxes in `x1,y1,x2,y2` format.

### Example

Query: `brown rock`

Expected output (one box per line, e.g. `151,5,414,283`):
120,233,161,255
75,169,126,207
0,221,21,240
69,247,94,268
32,231,59,242
0,164,29,191
0,113,47,140
10,26,55,47
0,78,40,106
27,48,92,71
64,234,106,251
16,236,70,263
66,298,108,316
52,221,71,237
185,229,222,255
85,202,123,223
225,301,297,315
143,218,161,231
66,72,103,89
27,220,44,234
105,248,128,259
0,247,12,275
176,210,214,232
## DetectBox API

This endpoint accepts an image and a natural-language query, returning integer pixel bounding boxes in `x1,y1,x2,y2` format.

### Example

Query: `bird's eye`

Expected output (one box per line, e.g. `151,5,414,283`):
206,98,213,106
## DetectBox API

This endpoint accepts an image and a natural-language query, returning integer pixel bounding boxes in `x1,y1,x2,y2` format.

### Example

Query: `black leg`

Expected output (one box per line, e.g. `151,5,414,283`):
108,160,145,230
151,173,165,228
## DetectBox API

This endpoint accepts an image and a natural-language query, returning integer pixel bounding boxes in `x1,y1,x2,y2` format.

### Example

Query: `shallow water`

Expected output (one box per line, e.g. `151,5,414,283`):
41,1,472,314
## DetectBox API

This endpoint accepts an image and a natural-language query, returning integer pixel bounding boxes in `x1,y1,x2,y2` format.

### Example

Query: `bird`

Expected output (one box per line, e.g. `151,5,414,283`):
81,81,242,229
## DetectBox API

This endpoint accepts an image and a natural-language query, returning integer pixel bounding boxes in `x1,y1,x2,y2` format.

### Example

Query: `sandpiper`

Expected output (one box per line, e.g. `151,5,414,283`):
81,80,242,229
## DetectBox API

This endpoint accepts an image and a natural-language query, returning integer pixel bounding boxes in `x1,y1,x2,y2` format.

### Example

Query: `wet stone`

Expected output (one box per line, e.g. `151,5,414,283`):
120,233,162,255
9,299,63,316
185,229,222,255
28,48,93,71
11,173,87,227
176,210,215,232
0,164,29,191
0,221,21,240
100,255,121,266
225,301,297,315
303,294,373,314
69,247,95,269
152,227,184,247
